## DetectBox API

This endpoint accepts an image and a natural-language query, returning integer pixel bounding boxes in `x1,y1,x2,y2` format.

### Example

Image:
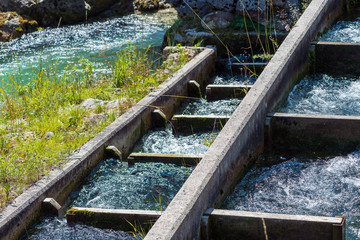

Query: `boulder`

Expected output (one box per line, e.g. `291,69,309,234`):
0,0,36,15
177,0,212,18
236,0,266,18
0,0,133,26
0,11,38,41
201,11,233,29
206,0,235,12
79,98,124,111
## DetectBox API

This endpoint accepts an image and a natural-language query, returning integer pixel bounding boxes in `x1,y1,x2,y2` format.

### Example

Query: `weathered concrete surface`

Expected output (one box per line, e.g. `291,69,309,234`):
267,112,360,154
67,207,161,231
206,84,251,101
171,114,230,133
127,152,202,166
0,47,215,240
314,41,360,75
203,209,345,240
231,62,267,75
145,0,344,239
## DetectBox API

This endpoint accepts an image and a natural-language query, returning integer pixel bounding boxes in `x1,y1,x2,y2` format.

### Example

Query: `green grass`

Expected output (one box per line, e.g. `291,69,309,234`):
0,45,193,209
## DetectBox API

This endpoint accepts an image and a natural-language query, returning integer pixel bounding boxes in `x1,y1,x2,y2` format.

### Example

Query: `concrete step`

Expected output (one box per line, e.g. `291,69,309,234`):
266,112,360,154
206,84,252,101
231,62,267,75
127,152,203,166
171,114,230,134
67,207,161,231
201,209,344,240
313,41,360,75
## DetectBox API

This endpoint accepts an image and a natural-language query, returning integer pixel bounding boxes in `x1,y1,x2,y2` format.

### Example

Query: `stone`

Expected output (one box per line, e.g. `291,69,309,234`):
201,11,233,29
206,0,235,12
177,0,212,18
0,0,36,14
44,132,54,139
80,98,124,111
133,0,159,11
79,98,102,110
82,114,106,125
236,0,266,17
0,11,38,41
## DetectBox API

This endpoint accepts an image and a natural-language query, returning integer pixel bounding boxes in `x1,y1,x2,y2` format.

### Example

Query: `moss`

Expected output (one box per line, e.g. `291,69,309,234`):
0,12,18,28
15,27,23,32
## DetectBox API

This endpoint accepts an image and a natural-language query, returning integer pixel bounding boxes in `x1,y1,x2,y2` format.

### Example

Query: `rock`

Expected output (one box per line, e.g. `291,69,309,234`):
0,0,36,15
79,98,102,110
0,0,135,26
236,0,266,18
236,0,300,30
44,132,54,139
105,99,124,110
177,0,212,18
80,98,124,111
82,114,106,125
206,0,235,12
201,11,233,29
173,33,184,42
0,11,38,41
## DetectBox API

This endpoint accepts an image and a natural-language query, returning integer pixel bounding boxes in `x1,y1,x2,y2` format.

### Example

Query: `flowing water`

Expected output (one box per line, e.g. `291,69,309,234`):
319,17,360,42
22,217,136,240
69,158,193,210
0,14,167,86
222,150,360,240
133,127,215,155
178,98,242,116
280,74,360,115
24,158,192,239
212,73,256,85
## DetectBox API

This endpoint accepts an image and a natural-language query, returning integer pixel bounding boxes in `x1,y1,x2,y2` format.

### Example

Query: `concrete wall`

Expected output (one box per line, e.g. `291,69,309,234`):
315,42,360,75
267,112,360,154
145,0,345,239
203,209,344,240
0,47,216,240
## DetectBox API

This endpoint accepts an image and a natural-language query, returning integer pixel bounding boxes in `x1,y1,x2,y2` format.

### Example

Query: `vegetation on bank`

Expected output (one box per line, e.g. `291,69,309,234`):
0,45,193,209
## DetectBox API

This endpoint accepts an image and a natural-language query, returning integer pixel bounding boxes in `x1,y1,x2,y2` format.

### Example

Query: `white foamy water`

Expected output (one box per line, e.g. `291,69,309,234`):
281,74,360,116
223,150,360,240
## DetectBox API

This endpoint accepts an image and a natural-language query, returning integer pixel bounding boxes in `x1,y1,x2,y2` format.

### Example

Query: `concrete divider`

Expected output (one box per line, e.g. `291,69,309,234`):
202,209,345,240
0,47,216,240
231,62,267,75
66,207,161,231
145,0,345,239
267,112,360,154
171,115,230,133
314,41,360,75
127,152,202,166
205,84,251,101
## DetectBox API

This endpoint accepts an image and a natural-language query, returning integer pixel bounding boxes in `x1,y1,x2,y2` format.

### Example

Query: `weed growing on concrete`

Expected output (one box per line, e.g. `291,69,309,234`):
0,45,193,209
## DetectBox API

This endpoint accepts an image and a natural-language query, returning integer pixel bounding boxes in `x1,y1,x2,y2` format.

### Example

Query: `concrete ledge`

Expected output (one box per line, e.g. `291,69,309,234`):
0,47,216,240
67,207,161,231
171,114,230,133
231,62,267,75
267,112,360,154
314,41,360,75
145,0,344,239
206,84,251,101
203,209,345,240
127,152,202,166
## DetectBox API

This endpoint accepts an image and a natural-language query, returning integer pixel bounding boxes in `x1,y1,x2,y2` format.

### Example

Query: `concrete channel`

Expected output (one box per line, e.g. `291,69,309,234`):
1,0,359,239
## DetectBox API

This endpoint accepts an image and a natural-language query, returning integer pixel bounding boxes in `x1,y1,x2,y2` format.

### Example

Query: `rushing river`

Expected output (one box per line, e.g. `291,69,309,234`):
0,14,168,86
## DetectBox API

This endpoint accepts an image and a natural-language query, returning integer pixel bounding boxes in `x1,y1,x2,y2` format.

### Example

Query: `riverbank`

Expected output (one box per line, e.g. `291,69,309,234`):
0,45,195,210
